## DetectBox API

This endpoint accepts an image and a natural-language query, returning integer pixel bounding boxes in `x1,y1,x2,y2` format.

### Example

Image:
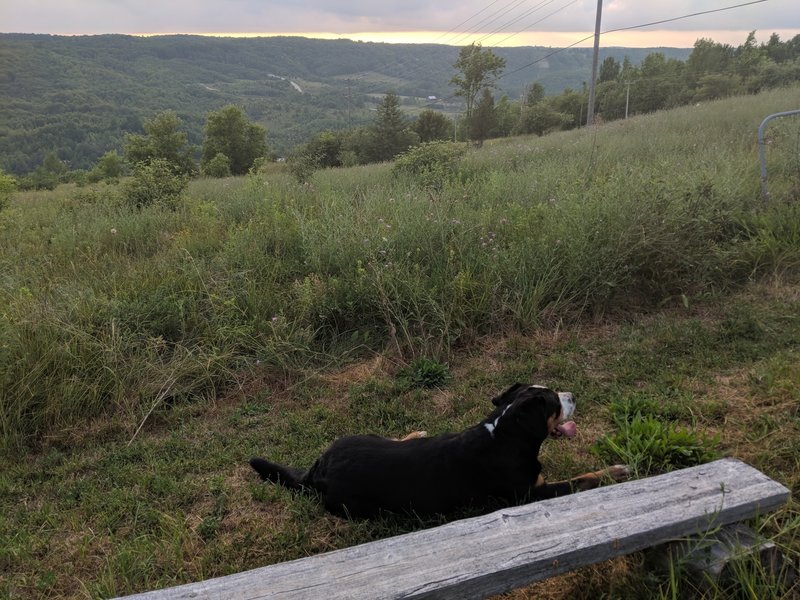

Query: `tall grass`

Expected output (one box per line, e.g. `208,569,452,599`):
2,87,799,452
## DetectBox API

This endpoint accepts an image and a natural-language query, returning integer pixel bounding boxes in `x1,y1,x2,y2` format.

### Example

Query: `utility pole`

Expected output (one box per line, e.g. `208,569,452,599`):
586,0,603,126
624,80,631,119
346,80,353,127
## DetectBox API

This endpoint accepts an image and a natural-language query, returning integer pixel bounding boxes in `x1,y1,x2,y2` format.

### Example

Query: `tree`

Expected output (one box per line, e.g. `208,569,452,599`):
525,82,545,106
124,111,195,175
304,130,343,168
18,151,65,190
364,92,418,163
735,31,766,78
469,88,497,146
598,57,621,83
694,74,741,101
493,95,520,137
686,38,734,83
414,110,452,143
89,150,124,182
549,88,588,129
42,151,67,177
450,43,506,118
516,103,570,136
202,105,267,175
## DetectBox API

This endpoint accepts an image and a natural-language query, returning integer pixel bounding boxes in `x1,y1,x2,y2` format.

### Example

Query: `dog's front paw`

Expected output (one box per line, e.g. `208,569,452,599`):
604,464,631,482
398,430,428,441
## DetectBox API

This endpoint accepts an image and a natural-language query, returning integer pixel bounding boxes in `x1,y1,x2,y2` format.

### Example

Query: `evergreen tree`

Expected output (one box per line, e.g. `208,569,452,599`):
365,92,418,163
469,88,497,146
525,82,545,106
598,57,621,83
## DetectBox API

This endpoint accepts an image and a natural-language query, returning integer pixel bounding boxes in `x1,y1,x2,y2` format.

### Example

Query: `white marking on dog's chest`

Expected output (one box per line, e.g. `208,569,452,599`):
484,405,510,438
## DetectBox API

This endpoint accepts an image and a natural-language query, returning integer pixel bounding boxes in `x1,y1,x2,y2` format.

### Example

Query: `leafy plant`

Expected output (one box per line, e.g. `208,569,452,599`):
593,399,719,477
392,141,466,190
0,168,16,210
202,152,232,178
398,357,450,389
123,158,188,208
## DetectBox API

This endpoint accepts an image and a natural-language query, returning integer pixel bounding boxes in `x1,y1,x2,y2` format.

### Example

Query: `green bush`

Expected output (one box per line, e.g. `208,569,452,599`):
287,150,318,183
202,152,232,178
0,168,16,210
123,158,188,209
392,141,467,190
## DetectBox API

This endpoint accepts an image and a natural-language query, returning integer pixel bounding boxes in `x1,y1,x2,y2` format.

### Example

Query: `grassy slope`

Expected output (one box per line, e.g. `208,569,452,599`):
1,88,799,598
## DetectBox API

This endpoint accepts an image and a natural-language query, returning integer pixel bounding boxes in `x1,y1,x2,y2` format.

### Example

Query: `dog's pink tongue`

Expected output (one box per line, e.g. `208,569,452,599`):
556,421,577,438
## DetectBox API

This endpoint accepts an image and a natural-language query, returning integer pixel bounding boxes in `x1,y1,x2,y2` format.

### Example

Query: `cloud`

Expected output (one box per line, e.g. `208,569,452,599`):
3,0,798,38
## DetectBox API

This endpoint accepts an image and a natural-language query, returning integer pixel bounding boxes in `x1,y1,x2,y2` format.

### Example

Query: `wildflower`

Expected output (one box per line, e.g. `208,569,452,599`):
110,228,117,235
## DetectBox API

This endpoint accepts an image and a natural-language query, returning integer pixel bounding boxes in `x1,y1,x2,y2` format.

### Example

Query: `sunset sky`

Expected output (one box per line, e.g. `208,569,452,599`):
3,0,799,47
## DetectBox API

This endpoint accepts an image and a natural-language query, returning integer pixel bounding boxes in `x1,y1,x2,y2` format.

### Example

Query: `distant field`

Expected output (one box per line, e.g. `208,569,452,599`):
1,87,799,599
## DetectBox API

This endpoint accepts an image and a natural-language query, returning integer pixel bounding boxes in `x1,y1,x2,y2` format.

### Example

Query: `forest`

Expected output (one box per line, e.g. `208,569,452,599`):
1,33,688,174
1,31,799,182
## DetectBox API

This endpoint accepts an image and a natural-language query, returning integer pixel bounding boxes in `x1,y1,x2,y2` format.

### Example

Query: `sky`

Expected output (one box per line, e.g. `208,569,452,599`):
3,0,799,48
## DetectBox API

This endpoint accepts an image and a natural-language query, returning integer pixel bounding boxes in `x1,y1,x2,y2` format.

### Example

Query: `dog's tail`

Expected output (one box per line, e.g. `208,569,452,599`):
249,457,306,490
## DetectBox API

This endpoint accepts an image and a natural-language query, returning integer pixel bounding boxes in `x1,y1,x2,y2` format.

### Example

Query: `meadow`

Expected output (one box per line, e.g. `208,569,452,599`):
1,87,799,599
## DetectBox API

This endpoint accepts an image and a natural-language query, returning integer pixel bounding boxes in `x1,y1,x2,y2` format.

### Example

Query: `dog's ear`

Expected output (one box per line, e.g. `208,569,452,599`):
492,383,527,406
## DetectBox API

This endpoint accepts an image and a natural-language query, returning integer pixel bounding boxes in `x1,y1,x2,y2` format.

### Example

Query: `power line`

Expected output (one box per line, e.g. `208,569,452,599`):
482,0,580,47
347,0,579,113
428,0,507,44
447,0,530,47
498,0,769,83
344,0,537,94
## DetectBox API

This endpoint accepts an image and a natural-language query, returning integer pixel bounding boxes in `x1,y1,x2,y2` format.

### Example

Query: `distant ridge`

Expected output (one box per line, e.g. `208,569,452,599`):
0,33,690,173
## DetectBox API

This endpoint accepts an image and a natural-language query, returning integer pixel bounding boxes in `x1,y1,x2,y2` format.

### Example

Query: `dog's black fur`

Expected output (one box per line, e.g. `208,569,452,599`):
250,384,624,518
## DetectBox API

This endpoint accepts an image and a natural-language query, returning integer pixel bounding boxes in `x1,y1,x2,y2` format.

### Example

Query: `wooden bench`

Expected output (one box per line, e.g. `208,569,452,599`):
118,458,789,600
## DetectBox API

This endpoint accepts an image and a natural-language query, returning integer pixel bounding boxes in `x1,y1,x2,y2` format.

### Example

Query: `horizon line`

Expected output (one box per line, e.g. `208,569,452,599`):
4,29,799,48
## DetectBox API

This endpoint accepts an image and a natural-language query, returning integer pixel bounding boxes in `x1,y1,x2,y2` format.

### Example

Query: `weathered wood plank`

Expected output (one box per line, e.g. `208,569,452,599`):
116,458,789,600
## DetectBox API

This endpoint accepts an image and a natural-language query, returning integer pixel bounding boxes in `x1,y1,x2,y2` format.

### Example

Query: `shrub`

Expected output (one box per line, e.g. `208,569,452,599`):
392,141,467,190
287,150,318,183
202,152,232,178
0,168,16,210
123,158,188,209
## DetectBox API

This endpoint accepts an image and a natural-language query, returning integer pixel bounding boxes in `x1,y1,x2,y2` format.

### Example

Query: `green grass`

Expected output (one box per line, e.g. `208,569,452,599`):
1,88,800,598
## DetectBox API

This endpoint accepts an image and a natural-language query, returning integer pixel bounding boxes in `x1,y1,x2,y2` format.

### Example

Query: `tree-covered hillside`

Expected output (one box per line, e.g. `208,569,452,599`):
0,34,690,174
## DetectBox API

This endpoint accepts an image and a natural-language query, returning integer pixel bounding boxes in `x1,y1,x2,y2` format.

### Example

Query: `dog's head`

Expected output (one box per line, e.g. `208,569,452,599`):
484,383,576,441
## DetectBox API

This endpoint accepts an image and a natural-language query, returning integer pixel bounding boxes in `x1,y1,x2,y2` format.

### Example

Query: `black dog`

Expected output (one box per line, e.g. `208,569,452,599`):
250,384,628,518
